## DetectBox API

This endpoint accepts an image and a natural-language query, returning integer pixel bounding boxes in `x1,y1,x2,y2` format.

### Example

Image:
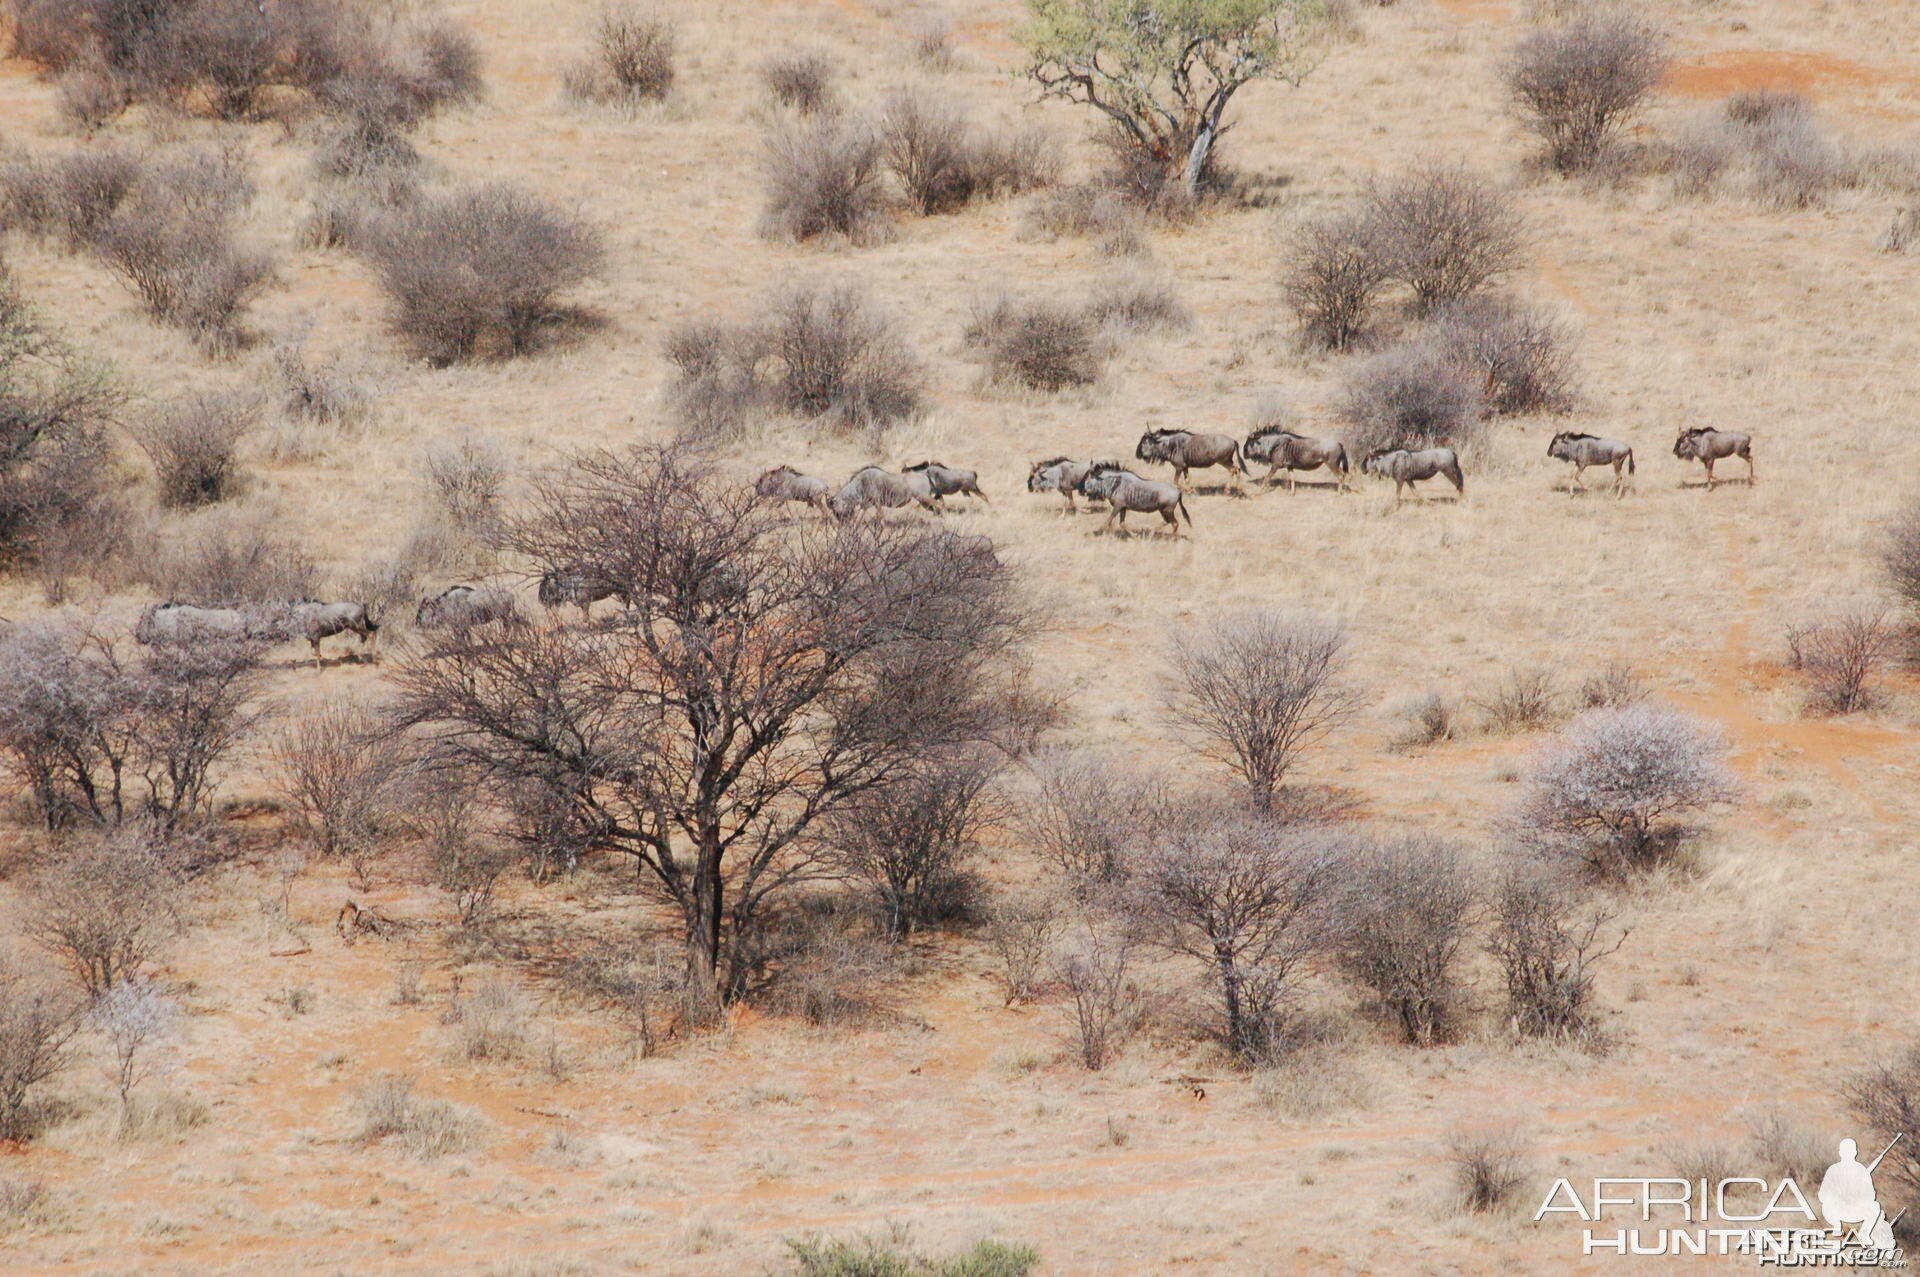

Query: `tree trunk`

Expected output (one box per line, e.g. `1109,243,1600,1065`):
685,824,725,1016
1181,121,1217,196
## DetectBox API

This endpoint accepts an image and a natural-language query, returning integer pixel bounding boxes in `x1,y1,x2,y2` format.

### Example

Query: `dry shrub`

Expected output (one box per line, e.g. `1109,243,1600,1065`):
560,937,683,1058
0,958,79,1143
1742,1104,1830,1187
358,181,603,364
1050,911,1147,1070
767,283,924,430
908,13,954,69
1024,751,1166,886
761,50,835,115
1475,666,1562,734
91,147,272,353
29,823,183,997
1134,809,1339,1064
270,696,410,882
1332,834,1476,1047
789,1235,1039,1277
1883,497,1920,615
1391,691,1455,749
1426,295,1578,415
1447,1119,1531,1214
1368,163,1526,314
669,283,923,438
1577,661,1646,710
1504,7,1669,174
760,113,890,244
1339,339,1487,456
0,268,128,591
145,503,320,603
1508,705,1736,880
139,0,282,121
985,894,1058,1006
131,389,260,508
755,897,897,1028
1083,271,1189,333
564,4,674,106
264,330,374,454
879,87,1054,216
968,294,1102,392
451,978,528,1061
350,1073,479,1159
826,755,1001,938
6,0,90,71
1020,185,1145,256
0,1175,56,1229
1282,206,1388,351
415,781,513,930
422,432,509,540
0,147,142,248
1165,610,1356,814
1487,863,1620,1043
1666,91,1889,209
55,59,130,129
1792,605,1896,715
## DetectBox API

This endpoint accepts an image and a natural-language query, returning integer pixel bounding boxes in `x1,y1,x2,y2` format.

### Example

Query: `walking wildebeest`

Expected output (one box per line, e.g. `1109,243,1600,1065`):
286,600,379,663
134,601,256,645
538,570,623,620
1026,457,1100,511
416,584,519,629
904,460,989,505
1547,432,1636,495
754,465,834,516
1135,429,1246,493
1242,427,1351,492
1672,427,1754,489
1363,447,1466,505
829,466,940,518
1078,463,1191,536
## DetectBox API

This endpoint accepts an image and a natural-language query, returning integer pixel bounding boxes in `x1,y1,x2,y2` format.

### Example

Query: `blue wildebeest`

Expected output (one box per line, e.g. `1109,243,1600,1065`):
1547,432,1635,496
1078,463,1191,536
1026,457,1101,511
1363,448,1466,505
1672,428,1753,489
829,466,940,518
1242,427,1351,492
538,570,623,621
417,584,519,630
754,465,834,516
286,601,379,664
904,460,989,505
1135,429,1246,493
134,602,258,645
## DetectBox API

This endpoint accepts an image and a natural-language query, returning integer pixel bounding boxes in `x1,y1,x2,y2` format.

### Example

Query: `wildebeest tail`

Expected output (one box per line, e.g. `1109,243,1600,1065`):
1626,448,1636,475
1335,443,1349,473
1448,460,1465,494
1177,494,1192,525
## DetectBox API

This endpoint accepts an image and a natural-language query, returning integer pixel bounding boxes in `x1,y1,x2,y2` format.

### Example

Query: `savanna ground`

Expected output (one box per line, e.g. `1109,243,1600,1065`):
1,0,1919,1272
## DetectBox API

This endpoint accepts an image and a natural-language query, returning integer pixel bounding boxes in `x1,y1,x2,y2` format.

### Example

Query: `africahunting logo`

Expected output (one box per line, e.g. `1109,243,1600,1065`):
1537,1135,1908,1266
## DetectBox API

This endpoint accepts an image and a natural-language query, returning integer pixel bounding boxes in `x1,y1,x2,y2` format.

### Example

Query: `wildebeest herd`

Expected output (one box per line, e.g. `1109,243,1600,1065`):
125,425,1755,667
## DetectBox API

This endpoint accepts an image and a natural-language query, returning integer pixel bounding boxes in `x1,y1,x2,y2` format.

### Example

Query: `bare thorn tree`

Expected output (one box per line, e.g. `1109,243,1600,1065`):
1332,834,1477,1047
1132,806,1340,1063
397,446,1032,1014
1487,862,1624,1043
1165,610,1356,813
0,957,81,1142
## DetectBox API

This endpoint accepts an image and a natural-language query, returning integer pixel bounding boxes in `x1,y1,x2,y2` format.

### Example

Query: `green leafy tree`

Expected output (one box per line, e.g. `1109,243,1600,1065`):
1022,0,1326,195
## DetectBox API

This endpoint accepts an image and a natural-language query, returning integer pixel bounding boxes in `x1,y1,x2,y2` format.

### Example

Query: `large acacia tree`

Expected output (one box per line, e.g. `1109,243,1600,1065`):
1022,0,1327,195
396,448,1032,1011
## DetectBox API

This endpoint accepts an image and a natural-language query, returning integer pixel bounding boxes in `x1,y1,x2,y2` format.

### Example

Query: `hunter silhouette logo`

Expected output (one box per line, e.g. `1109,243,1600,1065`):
1537,1132,1909,1264
1819,1137,1905,1252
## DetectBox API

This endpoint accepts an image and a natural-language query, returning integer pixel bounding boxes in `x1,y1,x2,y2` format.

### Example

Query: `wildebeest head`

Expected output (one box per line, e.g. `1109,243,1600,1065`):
1672,428,1714,460
755,465,796,496
1547,431,1594,461
1135,430,1185,464
1362,448,1401,477
902,460,942,474
1027,456,1070,492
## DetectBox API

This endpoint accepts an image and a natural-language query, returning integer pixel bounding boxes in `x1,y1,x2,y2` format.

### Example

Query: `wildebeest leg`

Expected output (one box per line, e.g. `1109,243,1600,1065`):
309,637,323,667
1569,463,1586,495
1703,458,1716,490
1161,507,1180,537
1745,450,1756,485
917,496,940,514
1102,507,1119,534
